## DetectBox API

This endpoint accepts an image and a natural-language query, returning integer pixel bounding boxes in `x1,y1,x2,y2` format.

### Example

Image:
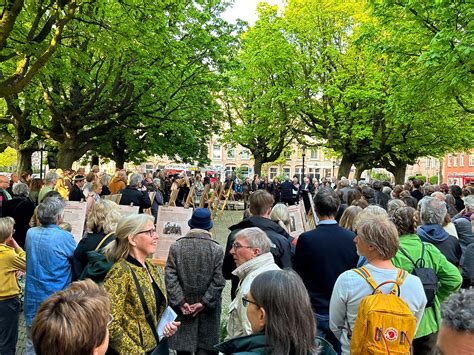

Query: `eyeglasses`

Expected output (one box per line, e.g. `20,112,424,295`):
242,296,260,308
137,228,157,238
231,243,254,250
107,314,114,327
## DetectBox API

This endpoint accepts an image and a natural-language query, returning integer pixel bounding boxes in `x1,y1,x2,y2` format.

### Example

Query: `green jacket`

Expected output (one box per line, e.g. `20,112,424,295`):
392,234,462,338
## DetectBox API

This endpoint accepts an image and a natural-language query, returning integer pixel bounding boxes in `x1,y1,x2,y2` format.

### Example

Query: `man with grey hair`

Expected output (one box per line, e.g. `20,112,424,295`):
24,196,76,353
436,288,473,355
4,182,35,248
38,171,59,204
118,173,151,213
417,196,461,266
226,227,279,339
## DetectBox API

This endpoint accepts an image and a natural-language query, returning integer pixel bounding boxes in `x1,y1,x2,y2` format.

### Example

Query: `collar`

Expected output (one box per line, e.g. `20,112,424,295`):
126,254,145,268
318,220,337,225
232,252,275,279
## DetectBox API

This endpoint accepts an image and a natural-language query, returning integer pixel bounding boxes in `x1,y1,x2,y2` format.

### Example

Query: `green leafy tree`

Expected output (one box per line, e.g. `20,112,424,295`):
0,0,77,97
220,4,297,176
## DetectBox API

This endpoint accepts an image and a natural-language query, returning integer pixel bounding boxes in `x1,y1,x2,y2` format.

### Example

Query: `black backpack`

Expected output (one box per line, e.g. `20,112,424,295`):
399,242,439,307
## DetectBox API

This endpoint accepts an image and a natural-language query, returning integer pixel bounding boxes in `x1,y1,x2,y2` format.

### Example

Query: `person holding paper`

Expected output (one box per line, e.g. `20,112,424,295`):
165,208,225,355
104,214,180,354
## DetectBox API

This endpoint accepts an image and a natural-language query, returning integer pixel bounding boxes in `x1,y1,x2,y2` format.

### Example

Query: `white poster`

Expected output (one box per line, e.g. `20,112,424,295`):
154,206,194,262
63,201,87,243
287,205,305,239
118,205,140,217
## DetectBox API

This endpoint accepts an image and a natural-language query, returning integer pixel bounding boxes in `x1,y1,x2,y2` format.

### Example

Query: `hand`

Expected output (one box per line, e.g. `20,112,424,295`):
15,270,25,279
179,303,192,315
163,321,180,337
189,302,204,317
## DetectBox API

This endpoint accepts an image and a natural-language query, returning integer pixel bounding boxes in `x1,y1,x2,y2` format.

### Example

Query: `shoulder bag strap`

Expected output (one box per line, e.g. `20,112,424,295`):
95,232,114,251
129,266,161,346
390,269,408,295
353,266,379,291
416,242,426,268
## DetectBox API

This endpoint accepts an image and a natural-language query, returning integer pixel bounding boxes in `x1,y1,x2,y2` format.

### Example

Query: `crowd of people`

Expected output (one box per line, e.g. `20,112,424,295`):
0,167,473,354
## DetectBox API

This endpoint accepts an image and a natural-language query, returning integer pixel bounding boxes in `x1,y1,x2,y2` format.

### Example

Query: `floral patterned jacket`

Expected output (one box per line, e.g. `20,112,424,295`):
104,256,167,354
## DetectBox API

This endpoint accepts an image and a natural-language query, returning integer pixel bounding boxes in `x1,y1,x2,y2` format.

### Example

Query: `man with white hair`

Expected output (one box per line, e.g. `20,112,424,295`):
0,174,12,217
118,173,151,213
417,197,461,266
226,227,280,339
38,171,59,204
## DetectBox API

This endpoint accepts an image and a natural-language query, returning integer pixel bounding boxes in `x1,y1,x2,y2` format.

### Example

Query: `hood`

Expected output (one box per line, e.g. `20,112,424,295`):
229,216,291,238
417,224,450,244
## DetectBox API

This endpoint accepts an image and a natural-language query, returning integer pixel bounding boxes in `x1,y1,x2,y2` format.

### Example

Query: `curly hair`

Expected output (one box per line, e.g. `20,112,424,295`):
440,288,473,332
86,199,121,234
391,207,418,236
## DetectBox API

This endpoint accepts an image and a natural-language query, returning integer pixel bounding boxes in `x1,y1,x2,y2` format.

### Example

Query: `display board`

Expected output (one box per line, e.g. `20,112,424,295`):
63,201,87,243
153,206,194,262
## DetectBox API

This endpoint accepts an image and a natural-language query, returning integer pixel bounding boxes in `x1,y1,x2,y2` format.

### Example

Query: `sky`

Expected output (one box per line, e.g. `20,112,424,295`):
221,0,286,26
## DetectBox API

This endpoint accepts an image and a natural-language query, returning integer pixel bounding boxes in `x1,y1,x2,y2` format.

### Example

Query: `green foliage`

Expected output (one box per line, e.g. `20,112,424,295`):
0,147,17,169
429,175,438,185
370,171,392,182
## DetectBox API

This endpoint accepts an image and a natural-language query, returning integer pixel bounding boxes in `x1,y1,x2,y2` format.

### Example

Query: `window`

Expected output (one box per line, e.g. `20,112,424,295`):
448,154,452,167
454,155,458,167
241,150,250,160
225,166,236,177
460,153,464,167
283,167,291,177
240,165,249,177
308,167,320,180
227,148,236,159
470,155,474,166
311,149,318,160
295,167,303,183
431,158,437,168
212,144,222,159
269,167,278,179
145,164,154,174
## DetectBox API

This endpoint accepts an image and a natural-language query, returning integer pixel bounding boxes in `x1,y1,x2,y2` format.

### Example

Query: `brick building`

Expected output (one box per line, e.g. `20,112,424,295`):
444,151,474,185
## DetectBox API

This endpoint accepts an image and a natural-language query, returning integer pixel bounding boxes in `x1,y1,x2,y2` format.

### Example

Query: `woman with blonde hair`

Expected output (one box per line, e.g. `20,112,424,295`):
104,214,180,354
0,217,26,354
339,206,363,232
270,203,291,233
85,181,103,217
72,199,121,279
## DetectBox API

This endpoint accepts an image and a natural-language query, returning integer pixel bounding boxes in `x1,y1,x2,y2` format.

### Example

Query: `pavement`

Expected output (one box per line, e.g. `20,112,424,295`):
15,210,243,354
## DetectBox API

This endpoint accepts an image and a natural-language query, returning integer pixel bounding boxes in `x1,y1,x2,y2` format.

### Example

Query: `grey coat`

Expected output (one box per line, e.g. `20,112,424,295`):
165,229,225,352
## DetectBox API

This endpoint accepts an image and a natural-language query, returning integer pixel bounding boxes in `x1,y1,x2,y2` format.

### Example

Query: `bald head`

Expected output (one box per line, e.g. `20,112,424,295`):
0,175,9,190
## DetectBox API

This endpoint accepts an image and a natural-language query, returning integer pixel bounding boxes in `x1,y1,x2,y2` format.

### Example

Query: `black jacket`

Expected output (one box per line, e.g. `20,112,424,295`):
294,223,358,315
5,196,35,248
223,216,293,298
280,181,297,201
119,186,152,213
69,184,84,202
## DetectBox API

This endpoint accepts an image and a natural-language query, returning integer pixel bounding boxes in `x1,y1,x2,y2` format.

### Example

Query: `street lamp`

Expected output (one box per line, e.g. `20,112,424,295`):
301,145,306,184
38,141,45,180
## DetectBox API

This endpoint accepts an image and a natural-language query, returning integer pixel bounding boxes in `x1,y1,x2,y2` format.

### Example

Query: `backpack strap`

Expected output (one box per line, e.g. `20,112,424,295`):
399,246,417,266
95,232,114,251
353,266,379,291
390,268,409,295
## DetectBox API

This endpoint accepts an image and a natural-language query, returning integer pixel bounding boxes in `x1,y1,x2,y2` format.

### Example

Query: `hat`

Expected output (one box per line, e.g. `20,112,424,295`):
73,174,85,182
188,208,213,231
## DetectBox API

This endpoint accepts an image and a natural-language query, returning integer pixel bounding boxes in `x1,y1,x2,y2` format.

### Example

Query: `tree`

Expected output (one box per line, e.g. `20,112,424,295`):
220,4,297,176
2,0,238,170
0,0,77,97
0,146,16,169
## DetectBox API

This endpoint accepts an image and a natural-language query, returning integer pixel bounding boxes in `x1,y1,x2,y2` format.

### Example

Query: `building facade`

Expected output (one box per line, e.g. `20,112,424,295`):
444,151,474,185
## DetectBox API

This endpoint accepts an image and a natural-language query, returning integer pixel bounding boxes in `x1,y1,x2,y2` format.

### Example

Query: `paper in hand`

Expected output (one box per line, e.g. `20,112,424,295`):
157,306,178,340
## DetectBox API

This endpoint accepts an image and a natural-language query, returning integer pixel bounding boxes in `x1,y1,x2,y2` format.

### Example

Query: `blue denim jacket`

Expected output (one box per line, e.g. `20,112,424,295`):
25,225,76,326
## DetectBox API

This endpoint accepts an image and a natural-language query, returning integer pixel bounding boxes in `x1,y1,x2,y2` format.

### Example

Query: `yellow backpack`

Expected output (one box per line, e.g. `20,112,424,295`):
350,267,417,355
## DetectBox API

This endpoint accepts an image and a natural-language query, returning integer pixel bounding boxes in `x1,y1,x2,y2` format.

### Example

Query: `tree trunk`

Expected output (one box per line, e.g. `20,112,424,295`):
253,156,263,177
17,149,34,175
91,156,99,167
388,163,407,185
354,163,366,181
337,154,353,179
57,149,78,169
